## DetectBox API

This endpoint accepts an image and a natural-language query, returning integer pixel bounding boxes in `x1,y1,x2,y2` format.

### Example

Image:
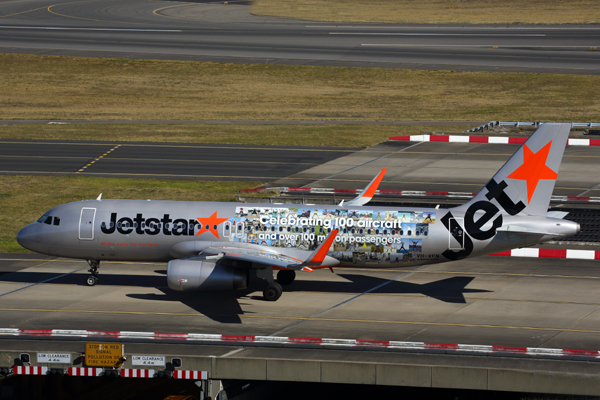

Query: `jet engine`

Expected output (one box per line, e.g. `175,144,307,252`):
167,259,247,292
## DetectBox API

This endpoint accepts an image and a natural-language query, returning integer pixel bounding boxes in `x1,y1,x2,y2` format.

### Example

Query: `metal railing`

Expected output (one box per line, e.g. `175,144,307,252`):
465,121,600,133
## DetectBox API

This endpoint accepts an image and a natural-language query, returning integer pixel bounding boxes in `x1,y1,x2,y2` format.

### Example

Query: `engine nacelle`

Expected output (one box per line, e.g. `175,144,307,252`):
167,259,247,292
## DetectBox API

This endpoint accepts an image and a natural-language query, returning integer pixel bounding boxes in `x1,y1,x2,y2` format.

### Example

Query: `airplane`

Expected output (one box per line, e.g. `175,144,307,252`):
16,123,580,301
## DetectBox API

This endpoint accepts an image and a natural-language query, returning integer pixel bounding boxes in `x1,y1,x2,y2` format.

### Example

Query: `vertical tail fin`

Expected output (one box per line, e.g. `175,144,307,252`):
455,123,570,217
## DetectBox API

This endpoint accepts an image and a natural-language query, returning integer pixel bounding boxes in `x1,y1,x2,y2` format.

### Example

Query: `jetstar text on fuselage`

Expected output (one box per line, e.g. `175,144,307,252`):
101,213,207,236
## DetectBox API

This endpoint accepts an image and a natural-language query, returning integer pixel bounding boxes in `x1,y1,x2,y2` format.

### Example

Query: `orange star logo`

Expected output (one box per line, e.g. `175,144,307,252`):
506,141,557,203
195,211,229,238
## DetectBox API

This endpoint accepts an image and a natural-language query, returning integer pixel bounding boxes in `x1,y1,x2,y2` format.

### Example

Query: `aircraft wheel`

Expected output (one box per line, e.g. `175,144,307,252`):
277,270,296,285
263,283,283,301
86,275,98,287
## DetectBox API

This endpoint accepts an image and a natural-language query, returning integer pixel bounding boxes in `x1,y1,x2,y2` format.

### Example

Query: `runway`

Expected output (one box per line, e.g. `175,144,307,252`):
2,254,600,350
1,0,600,74
3,139,599,198
0,140,356,181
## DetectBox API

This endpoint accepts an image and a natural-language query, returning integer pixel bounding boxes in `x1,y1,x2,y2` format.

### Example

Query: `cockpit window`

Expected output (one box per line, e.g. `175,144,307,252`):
37,213,61,226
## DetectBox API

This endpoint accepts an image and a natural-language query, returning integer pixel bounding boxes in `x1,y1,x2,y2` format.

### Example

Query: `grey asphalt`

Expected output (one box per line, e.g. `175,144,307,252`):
263,140,600,197
0,140,357,181
3,139,600,198
1,0,600,74
2,253,600,351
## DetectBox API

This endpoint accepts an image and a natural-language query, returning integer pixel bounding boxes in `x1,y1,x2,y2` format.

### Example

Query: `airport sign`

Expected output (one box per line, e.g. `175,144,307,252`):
85,343,123,367
131,355,165,367
37,353,71,364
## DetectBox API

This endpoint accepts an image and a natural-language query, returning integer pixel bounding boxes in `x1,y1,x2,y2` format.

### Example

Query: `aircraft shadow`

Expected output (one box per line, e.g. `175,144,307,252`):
0,271,490,323
126,274,490,323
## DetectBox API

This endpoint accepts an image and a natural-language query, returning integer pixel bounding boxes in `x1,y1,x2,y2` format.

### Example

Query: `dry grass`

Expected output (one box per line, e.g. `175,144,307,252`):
0,176,262,253
2,54,600,122
0,124,473,147
252,0,600,24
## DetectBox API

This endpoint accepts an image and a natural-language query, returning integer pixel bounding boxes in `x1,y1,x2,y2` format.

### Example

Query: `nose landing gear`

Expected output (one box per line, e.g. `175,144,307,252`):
86,259,100,286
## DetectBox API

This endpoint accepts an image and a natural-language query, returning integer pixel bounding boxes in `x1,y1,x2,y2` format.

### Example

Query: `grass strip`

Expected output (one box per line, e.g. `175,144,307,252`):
253,0,600,24
0,124,474,147
2,53,600,122
0,176,262,253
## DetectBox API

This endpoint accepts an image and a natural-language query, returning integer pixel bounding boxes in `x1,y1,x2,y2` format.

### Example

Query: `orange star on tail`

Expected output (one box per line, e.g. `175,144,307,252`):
506,141,557,203
195,212,229,238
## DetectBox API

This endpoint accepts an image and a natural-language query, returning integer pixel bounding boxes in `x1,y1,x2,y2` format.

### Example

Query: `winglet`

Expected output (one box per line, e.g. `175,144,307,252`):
289,229,339,269
346,169,387,207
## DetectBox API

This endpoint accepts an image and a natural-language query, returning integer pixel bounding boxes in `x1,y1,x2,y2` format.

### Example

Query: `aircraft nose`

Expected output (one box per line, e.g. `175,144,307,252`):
17,224,37,251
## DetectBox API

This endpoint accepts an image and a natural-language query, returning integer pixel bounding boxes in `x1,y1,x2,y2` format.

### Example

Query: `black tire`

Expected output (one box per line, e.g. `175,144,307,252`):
86,275,98,286
263,283,283,301
277,270,296,285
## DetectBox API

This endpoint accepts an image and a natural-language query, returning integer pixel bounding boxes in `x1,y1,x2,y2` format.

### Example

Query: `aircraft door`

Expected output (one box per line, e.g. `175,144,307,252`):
79,208,96,240
448,218,465,250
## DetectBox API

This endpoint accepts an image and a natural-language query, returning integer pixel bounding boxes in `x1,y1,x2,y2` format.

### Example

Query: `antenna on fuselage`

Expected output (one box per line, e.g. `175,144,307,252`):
96,193,102,200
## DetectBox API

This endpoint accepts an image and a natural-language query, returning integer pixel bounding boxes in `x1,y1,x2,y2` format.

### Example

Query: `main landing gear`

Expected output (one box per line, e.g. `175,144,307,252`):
262,270,296,301
263,283,283,301
86,259,100,286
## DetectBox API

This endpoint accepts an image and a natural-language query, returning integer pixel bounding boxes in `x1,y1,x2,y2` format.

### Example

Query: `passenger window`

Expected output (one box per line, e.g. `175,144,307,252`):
53,217,60,226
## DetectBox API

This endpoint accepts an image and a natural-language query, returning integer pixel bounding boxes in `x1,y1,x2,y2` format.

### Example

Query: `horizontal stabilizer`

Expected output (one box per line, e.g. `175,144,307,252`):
496,225,561,236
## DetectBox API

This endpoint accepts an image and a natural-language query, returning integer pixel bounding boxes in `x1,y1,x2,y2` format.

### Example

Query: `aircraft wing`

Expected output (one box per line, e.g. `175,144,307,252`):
199,229,340,272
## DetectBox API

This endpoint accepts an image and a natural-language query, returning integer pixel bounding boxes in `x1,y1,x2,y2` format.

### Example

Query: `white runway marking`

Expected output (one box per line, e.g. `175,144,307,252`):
331,33,545,36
